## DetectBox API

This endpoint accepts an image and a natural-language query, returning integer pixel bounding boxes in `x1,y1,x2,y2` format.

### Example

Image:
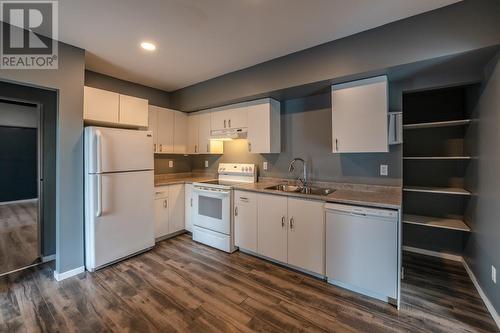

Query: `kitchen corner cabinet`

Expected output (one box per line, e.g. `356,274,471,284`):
84,86,148,127
257,194,288,263
331,76,388,153
198,113,223,154
187,114,199,154
234,191,258,252
154,184,185,240
148,106,188,154
247,99,281,154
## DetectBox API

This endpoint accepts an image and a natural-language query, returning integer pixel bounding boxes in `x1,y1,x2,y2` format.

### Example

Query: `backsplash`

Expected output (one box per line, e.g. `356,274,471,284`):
154,154,192,174
189,92,402,186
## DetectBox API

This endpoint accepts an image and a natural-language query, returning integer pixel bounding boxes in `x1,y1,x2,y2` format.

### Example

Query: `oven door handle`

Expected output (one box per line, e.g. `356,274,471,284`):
193,187,231,196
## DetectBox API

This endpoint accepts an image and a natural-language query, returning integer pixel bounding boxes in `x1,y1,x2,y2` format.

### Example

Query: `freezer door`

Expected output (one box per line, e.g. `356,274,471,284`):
85,170,155,270
85,126,153,174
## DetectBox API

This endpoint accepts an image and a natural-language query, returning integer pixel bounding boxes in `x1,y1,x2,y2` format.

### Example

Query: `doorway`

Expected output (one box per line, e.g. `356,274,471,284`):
0,100,42,275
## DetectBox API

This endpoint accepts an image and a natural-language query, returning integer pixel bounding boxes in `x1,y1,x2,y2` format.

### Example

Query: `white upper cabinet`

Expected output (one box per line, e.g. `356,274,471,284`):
211,105,248,130
119,94,148,127
187,114,199,154
148,106,158,152
84,86,120,124
199,112,223,154
173,111,187,154
84,86,148,128
247,99,281,154
155,106,174,153
331,76,388,153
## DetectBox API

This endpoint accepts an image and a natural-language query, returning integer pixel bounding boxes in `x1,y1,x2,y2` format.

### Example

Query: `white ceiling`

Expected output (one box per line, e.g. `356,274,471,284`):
59,0,461,91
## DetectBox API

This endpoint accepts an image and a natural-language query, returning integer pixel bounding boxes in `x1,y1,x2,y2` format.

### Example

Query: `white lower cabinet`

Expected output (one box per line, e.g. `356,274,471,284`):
234,191,258,252
233,192,325,275
168,184,185,234
154,188,169,239
184,183,194,232
287,197,325,275
154,184,185,240
257,194,288,263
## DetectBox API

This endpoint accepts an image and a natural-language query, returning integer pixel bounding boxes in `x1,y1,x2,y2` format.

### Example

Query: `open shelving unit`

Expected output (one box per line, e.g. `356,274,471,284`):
402,85,477,254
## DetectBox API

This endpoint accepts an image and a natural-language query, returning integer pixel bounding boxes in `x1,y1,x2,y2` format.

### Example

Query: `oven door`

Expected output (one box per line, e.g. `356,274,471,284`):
193,185,231,235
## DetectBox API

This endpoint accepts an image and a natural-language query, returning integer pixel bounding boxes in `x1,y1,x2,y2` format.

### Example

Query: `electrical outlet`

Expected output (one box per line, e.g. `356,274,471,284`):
169,160,173,168
205,160,208,168
263,162,268,171
492,265,497,284
380,164,388,176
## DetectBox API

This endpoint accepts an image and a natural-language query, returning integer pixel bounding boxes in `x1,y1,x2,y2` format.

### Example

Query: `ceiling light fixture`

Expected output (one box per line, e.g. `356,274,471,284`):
140,41,156,51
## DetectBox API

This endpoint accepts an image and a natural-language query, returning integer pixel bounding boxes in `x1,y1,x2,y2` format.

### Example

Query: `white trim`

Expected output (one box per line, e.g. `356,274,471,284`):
53,266,85,281
463,260,500,330
403,246,462,262
0,198,38,205
42,254,56,262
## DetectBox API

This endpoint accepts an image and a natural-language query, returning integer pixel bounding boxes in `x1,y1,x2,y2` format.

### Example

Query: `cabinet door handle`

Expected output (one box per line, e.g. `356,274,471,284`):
206,143,209,153
160,143,163,152
289,217,294,230
190,198,193,207
194,145,197,153
281,216,285,228
228,119,231,128
224,119,227,128
163,199,167,208
335,139,338,151
248,142,252,152
234,206,238,216
153,143,156,152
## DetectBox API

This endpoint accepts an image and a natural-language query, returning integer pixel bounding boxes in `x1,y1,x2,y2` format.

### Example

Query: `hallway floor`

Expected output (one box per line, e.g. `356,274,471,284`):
0,234,497,332
0,200,39,275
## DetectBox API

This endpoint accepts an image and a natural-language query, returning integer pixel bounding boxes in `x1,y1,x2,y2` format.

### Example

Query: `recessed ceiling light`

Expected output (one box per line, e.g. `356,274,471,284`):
140,41,156,51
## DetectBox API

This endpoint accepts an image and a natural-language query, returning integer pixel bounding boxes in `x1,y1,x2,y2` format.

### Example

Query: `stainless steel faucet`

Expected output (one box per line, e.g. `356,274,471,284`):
288,158,307,188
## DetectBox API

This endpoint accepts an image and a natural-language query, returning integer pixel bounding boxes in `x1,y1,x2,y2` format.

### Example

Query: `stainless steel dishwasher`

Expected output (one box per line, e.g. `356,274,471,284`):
325,203,398,304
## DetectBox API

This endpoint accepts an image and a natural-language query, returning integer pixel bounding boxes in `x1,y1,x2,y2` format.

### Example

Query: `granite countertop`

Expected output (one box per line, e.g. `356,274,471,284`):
233,180,402,210
154,173,216,186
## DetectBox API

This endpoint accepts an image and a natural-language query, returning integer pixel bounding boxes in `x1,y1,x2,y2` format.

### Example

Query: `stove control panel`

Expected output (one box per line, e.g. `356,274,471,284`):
218,163,257,183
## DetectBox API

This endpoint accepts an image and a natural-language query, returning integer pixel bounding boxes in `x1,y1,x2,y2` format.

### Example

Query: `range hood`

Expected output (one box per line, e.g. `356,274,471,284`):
210,127,247,140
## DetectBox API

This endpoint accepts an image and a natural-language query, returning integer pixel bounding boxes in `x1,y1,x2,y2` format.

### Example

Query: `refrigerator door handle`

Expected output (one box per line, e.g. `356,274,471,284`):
96,174,103,217
95,129,103,173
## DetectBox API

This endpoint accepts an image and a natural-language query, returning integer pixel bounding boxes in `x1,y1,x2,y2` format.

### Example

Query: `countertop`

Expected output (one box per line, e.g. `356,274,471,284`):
154,173,216,186
233,180,402,210
154,174,402,210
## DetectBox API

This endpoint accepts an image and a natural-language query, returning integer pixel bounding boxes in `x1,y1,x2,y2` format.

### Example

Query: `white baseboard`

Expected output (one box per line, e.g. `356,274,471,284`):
53,266,85,281
403,246,463,262
462,260,500,330
42,254,55,262
0,198,38,205
403,246,499,330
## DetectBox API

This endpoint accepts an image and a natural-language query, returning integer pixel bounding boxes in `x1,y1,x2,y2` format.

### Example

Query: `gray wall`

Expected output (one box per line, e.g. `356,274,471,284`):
0,36,85,273
154,154,192,175
464,53,500,313
192,93,401,186
85,70,170,108
170,0,500,111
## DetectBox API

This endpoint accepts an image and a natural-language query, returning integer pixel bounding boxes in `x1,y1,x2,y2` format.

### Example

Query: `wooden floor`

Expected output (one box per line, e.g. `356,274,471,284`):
0,234,497,333
0,201,39,275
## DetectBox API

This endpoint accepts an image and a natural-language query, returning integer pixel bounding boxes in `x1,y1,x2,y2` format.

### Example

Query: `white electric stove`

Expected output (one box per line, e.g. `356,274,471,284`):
192,163,257,252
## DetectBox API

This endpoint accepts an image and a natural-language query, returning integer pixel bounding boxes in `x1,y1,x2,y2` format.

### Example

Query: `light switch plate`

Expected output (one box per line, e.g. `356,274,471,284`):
169,160,173,168
493,265,497,284
205,160,208,168
263,162,268,171
380,164,388,176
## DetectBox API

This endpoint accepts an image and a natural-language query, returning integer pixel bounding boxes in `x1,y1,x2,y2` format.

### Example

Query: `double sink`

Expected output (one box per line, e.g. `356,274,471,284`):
265,184,335,196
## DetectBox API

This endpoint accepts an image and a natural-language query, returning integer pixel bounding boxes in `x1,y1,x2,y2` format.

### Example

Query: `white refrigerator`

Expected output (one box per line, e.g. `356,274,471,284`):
84,126,155,271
